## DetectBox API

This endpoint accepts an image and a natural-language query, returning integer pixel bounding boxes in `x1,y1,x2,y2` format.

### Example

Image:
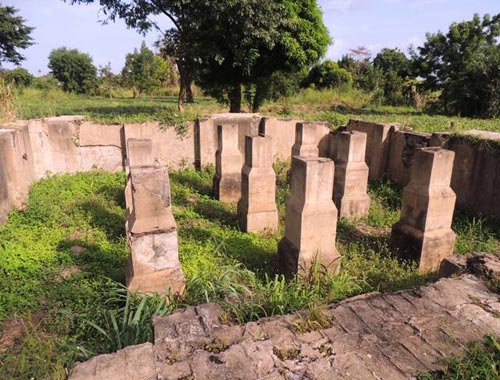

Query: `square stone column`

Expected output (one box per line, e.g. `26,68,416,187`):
391,147,456,272
330,131,371,220
126,166,185,295
213,124,243,202
278,156,340,277
237,135,278,233
125,139,154,218
291,123,319,158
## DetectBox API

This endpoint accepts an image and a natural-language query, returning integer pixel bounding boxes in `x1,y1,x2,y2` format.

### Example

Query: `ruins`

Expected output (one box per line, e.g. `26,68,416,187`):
2,113,500,379
278,156,340,277
237,135,278,233
391,147,457,272
125,149,185,294
213,124,244,202
329,130,371,220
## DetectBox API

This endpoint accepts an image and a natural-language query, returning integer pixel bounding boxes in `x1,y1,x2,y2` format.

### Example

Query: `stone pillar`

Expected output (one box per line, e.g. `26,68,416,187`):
126,166,185,295
278,156,340,277
391,147,456,272
291,123,319,158
125,139,154,217
330,131,371,220
237,135,278,233
213,124,243,202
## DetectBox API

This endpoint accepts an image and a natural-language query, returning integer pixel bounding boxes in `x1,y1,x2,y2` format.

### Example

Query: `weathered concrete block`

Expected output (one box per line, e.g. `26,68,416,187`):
391,147,457,272
386,127,431,185
346,119,393,180
291,122,320,158
126,165,185,295
126,231,185,294
330,131,371,220
195,113,261,169
213,124,243,202
278,156,340,277
237,135,278,233
128,166,176,235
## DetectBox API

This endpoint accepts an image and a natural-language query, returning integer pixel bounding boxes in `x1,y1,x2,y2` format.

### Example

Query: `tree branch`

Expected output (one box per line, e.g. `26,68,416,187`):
149,0,181,32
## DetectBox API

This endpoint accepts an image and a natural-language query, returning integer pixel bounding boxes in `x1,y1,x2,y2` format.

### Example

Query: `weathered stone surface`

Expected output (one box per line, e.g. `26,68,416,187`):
237,135,278,233
278,156,340,276
330,130,371,220
392,147,457,271
291,122,321,158
195,113,261,169
128,166,176,235
69,270,500,380
387,127,431,185
214,124,244,202
127,138,154,169
125,165,185,295
346,119,393,180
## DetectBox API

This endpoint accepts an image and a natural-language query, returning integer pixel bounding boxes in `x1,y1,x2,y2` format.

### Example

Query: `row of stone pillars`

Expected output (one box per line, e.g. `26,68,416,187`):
214,122,457,276
123,122,457,294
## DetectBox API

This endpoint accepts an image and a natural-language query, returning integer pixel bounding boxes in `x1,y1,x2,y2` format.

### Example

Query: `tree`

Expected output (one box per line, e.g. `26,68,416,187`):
413,13,500,117
338,49,383,92
121,42,170,98
0,5,34,66
64,0,330,113
0,67,34,87
373,48,414,105
64,0,200,111
302,60,352,89
48,47,98,94
192,0,331,112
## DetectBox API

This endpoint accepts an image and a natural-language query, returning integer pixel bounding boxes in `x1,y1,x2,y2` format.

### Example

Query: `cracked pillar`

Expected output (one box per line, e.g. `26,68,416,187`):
278,156,340,277
291,123,319,158
126,166,185,295
213,124,243,202
391,147,456,272
125,139,154,218
237,135,278,233
331,131,371,220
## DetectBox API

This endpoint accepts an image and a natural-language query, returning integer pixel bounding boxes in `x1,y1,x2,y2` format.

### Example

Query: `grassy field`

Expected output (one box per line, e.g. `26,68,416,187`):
11,87,500,133
0,166,499,379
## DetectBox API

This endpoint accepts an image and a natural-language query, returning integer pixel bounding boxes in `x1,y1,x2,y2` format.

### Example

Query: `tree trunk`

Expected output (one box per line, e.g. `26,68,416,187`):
229,83,242,113
186,70,194,103
177,59,187,113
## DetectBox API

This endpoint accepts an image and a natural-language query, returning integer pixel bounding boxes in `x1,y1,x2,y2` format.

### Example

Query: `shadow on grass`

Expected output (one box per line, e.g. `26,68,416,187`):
77,198,126,242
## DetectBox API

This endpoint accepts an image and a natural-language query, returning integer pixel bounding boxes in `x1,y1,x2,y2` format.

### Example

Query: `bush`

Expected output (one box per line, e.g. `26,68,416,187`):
48,47,98,94
0,67,33,87
303,60,353,90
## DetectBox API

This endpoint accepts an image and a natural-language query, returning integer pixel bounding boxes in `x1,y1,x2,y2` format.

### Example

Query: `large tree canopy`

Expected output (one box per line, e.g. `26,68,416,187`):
0,5,34,66
65,0,330,112
193,0,331,112
413,13,500,118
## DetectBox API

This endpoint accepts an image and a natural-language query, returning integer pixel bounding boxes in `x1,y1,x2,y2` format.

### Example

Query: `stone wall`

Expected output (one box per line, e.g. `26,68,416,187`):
348,119,500,218
0,114,332,223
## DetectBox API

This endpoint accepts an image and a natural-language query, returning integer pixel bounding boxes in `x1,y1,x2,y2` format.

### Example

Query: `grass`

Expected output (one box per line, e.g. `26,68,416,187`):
418,334,500,380
1,167,499,378
11,87,500,134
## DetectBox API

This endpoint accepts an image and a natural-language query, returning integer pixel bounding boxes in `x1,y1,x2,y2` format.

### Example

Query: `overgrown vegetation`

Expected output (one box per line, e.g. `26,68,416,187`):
1,167,499,378
418,334,500,380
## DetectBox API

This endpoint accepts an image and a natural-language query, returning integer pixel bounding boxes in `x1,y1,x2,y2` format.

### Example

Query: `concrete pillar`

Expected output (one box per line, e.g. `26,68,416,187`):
330,131,371,220
291,123,319,158
126,166,185,295
125,139,154,218
213,124,243,202
346,119,392,180
391,147,456,272
237,135,278,233
278,156,340,277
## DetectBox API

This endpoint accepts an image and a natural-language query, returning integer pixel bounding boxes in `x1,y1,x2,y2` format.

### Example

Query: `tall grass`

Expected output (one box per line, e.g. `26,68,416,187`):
0,78,16,123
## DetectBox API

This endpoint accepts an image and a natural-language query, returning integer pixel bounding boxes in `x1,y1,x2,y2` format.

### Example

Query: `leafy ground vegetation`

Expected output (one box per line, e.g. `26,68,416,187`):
1,165,499,379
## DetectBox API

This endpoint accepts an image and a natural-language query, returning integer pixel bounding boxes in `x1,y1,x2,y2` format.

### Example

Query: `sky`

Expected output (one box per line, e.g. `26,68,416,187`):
3,0,500,75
